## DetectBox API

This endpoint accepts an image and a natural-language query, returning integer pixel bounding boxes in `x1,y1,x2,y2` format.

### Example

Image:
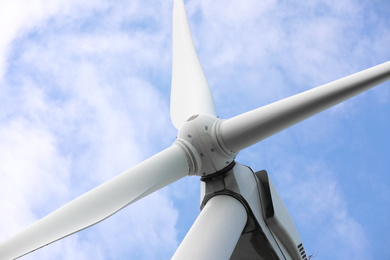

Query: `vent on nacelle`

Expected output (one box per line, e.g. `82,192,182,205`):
256,170,306,260
297,243,307,260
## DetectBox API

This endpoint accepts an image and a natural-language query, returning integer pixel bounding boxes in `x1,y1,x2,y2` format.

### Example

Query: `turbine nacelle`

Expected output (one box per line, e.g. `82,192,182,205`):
175,114,238,176
1,0,389,259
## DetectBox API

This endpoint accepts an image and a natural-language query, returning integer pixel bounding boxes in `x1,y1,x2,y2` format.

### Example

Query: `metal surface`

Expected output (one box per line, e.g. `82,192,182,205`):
200,163,303,260
172,195,247,260
0,0,389,259
0,145,189,260
219,61,390,152
176,114,237,176
170,0,216,129
257,170,307,260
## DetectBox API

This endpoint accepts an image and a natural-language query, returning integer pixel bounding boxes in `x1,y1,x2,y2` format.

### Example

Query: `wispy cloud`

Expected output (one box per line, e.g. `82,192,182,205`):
0,0,389,259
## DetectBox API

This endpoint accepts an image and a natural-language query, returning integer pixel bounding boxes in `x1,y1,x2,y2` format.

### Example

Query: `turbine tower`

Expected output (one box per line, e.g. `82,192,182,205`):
1,0,389,259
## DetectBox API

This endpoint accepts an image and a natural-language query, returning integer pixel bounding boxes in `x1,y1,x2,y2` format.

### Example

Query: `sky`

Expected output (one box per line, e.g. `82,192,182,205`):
0,0,389,259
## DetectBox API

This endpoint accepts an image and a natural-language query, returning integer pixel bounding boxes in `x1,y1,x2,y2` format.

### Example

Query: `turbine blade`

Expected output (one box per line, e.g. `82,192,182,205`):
0,145,189,260
172,195,247,260
219,61,390,152
170,0,216,130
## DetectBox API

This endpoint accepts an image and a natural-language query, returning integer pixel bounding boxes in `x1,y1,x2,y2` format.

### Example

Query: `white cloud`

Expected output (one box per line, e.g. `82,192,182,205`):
266,156,371,260
0,118,70,237
0,0,389,259
0,0,108,79
0,1,180,259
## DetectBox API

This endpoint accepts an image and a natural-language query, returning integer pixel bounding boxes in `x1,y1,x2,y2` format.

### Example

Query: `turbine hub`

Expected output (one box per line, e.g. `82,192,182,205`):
175,114,238,176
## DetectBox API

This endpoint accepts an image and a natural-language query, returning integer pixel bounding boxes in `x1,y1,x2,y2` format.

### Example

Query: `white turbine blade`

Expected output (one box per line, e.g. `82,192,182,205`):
0,145,189,260
172,195,247,260
219,61,390,152
170,0,216,130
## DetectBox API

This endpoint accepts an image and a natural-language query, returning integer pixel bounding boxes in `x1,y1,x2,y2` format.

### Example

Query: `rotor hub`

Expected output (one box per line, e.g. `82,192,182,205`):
175,114,238,176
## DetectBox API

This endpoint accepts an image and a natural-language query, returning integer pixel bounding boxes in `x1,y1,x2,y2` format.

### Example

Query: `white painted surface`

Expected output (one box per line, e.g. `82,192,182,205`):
170,0,216,129
172,195,247,260
220,61,390,152
0,145,189,260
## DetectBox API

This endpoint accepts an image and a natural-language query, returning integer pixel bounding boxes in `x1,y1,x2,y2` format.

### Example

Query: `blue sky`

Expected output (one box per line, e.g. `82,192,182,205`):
0,0,389,259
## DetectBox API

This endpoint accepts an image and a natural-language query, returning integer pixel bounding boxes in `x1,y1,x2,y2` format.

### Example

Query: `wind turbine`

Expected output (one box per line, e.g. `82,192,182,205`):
1,0,390,259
